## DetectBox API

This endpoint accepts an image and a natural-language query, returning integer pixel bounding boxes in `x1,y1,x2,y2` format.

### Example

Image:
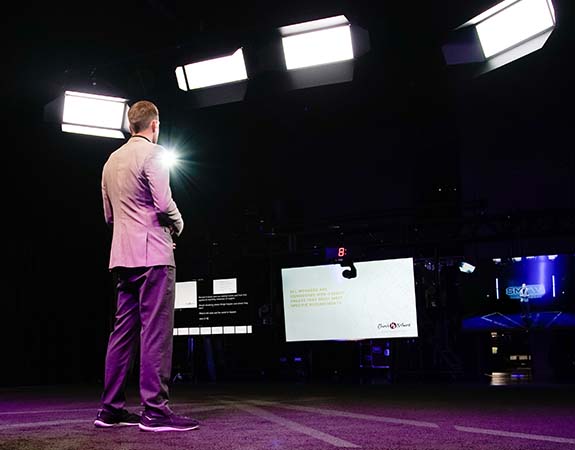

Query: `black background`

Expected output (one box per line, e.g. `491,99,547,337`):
2,0,574,385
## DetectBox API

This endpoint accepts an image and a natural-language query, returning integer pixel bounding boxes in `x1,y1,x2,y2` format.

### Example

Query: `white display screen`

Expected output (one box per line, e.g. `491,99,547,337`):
213,278,238,295
175,281,198,309
281,258,418,342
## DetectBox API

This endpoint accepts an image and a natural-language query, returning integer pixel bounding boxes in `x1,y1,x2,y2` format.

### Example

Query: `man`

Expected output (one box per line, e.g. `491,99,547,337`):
95,100,199,432
519,283,530,319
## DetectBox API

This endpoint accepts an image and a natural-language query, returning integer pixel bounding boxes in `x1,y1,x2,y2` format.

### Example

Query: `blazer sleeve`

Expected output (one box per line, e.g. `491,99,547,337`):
101,167,114,227
144,146,184,236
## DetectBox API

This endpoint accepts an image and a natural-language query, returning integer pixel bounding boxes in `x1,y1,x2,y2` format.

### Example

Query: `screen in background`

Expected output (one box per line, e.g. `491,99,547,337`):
460,253,575,331
173,277,253,336
281,258,418,342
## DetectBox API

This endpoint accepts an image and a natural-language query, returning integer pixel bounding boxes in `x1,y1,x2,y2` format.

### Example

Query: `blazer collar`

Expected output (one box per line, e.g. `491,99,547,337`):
130,135,152,143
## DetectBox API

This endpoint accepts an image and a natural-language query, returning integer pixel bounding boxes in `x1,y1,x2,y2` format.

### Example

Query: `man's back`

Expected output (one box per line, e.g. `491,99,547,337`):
102,136,183,269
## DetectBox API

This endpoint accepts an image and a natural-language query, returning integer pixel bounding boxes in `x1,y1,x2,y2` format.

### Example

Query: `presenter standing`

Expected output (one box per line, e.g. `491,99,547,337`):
95,100,199,432
519,283,530,319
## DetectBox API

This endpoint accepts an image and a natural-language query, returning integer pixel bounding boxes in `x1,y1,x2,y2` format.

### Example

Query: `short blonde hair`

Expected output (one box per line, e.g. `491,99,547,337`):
128,100,159,133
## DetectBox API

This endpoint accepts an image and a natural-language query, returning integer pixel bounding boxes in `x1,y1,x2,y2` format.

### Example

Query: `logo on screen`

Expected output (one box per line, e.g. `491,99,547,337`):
505,284,545,300
378,322,411,330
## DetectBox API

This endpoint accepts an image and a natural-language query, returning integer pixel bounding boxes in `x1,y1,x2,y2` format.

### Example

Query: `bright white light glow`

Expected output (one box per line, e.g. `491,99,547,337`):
63,91,127,129
282,25,354,70
160,148,179,168
61,124,125,139
175,66,187,91
183,48,247,90
548,254,558,260
496,278,500,299
475,0,555,58
513,257,522,262
459,262,476,273
552,275,556,297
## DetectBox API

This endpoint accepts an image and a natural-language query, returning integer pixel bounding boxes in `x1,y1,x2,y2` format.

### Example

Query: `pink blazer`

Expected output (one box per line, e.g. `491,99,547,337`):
101,136,183,269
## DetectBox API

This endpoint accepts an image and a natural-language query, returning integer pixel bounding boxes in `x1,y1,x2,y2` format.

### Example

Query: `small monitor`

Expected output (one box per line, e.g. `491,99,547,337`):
174,277,252,336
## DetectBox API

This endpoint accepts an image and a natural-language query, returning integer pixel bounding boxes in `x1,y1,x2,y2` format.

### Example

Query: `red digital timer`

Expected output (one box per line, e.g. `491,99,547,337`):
325,247,349,261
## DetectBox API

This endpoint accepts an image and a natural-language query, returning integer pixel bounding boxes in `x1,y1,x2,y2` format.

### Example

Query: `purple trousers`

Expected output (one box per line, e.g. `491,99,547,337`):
100,265,175,415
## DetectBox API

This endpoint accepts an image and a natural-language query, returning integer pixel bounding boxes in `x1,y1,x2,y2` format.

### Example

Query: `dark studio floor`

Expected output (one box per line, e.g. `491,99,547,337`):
1,381,574,450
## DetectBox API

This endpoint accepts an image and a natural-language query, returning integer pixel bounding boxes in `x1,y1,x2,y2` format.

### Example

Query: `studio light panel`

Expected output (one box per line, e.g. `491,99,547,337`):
282,25,354,70
475,0,556,58
62,91,128,139
178,48,248,91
